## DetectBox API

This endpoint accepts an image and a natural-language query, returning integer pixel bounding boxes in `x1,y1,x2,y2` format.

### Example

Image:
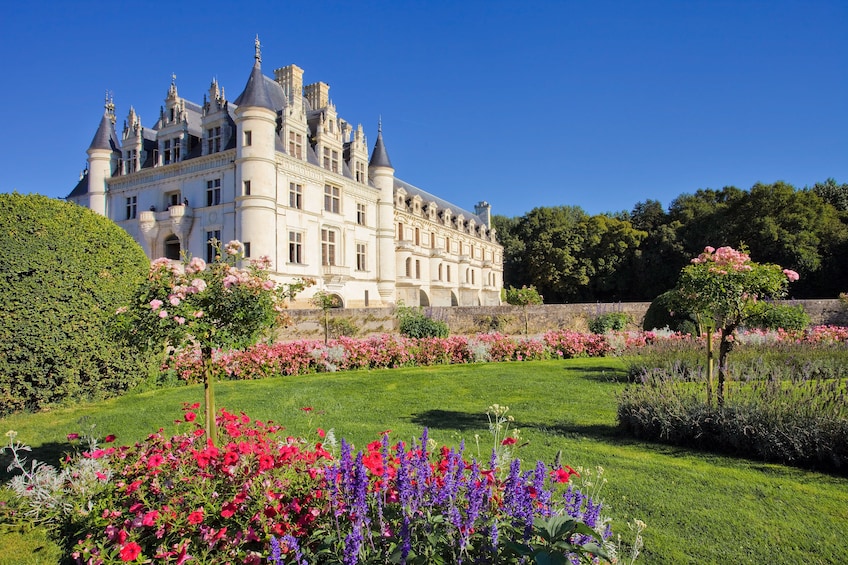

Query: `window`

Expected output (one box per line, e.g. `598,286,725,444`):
163,138,180,164
415,227,420,246
397,223,404,240
324,184,340,213
243,180,251,196
243,242,251,258
289,231,303,264
206,179,221,206
321,228,337,266
356,243,366,271
288,131,303,159
207,126,222,154
447,265,451,282
206,230,221,262
323,147,339,173
125,196,137,220
445,237,450,253
243,130,252,146
355,161,365,183
405,257,412,277
289,183,302,209
430,232,436,249
124,150,138,174
415,260,421,279
356,203,366,226
438,263,443,281
167,192,181,208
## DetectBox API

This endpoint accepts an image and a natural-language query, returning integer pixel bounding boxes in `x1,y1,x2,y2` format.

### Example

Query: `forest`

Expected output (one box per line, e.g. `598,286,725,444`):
493,179,848,302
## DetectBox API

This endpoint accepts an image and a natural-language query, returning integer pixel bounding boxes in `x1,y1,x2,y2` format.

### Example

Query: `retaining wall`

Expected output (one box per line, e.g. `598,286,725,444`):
279,299,848,340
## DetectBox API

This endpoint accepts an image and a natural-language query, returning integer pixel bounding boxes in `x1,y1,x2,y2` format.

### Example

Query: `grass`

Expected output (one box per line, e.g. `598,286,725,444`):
2,358,848,564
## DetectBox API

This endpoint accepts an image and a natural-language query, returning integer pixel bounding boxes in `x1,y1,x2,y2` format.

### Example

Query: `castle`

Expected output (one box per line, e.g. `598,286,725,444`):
67,39,503,308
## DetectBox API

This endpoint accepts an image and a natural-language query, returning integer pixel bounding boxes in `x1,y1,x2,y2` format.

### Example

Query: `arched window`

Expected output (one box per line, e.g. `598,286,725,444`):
164,234,181,260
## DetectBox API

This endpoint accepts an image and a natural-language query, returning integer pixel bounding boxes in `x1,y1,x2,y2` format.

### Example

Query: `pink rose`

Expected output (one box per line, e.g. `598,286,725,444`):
150,299,163,310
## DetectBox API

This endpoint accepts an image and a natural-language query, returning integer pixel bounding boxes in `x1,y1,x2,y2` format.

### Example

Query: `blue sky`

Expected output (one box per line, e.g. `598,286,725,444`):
1,0,845,218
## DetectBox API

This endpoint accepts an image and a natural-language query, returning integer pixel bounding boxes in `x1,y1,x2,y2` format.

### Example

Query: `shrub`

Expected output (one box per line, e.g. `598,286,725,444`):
327,316,359,338
0,193,150,415
744,302,810,331
589,312,630,334
397,304,450,338
642,290,695,333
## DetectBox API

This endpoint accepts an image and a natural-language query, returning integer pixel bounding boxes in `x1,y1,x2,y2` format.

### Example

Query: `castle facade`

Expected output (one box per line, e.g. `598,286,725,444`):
67,39,503,308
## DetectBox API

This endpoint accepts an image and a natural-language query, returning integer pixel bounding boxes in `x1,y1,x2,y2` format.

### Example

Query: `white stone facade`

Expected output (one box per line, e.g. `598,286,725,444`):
68,44,503,308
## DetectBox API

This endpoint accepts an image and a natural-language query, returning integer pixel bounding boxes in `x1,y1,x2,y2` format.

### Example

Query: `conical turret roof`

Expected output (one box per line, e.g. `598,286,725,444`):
369,123,393,169
233,36,281,111
88,112,120,153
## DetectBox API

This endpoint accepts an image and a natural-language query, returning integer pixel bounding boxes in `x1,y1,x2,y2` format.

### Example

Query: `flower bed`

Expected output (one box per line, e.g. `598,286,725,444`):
163,326,848,385
3,406,632,564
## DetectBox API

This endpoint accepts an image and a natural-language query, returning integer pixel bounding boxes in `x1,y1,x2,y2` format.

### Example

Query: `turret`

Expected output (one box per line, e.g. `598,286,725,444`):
369,121,396,304
232,36,281,268
84,93,120,216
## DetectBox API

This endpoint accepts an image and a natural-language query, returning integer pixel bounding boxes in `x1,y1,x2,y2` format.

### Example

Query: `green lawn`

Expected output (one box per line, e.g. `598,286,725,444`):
2,359,847,564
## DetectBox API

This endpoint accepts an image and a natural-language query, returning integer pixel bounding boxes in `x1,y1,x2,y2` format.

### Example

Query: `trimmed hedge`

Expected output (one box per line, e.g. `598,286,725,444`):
0,193,150,415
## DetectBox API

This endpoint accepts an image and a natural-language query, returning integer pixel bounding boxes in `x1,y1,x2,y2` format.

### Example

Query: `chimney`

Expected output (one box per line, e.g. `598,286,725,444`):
475,201,492,227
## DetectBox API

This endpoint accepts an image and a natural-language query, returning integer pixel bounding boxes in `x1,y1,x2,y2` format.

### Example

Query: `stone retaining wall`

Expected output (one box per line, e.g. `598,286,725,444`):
279,299,848,340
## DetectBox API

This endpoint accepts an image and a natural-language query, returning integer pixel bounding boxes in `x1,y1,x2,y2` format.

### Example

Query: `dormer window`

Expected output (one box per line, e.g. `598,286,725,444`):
124,150,138,174
289,131,303,159
355,161,365,183
163,138,181,164
207,126,222,154
323,147,339,173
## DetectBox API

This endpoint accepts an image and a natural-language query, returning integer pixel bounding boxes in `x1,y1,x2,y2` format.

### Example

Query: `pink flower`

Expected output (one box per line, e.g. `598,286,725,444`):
186,256,207,274
194,310,204,318
317,428,326,438
142,510,159,527
159,310,168,319
150,299,163,310
191,278,207,293
174,316,186,325
169,295,181,306
67,433,79,441
119,541,142,561
783,269,800,282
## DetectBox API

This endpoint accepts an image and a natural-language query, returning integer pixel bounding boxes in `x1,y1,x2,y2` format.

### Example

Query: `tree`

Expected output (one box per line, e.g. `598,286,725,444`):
810,178,848,212
0,193,150,415
116,240,311,442
503,285,543,335
673,246,798,406
491,214,527,289
311,290,343,344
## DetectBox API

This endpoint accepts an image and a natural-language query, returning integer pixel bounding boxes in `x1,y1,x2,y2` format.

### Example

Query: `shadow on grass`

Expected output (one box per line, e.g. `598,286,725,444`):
0,441,70,483
410,410,488,431
561,364,631,383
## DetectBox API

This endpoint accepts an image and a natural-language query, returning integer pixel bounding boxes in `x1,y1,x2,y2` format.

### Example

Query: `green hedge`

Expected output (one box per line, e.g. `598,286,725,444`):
0,194,150,415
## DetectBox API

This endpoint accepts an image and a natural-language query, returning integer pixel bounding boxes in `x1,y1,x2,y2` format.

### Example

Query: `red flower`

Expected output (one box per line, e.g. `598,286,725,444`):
184,411,197,422
551,466,580,483
119,541,142,561
187,509,204,525
147,454,164,469
104,434,116,443
221,501,238,518
142,510,159,527
501,437,517,446
67,433,79,441
300,407,313,413
317,428,326,438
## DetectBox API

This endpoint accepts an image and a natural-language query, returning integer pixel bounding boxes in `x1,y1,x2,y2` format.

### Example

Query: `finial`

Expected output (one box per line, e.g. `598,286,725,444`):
378,116,382,134
171,72,177,85
105,90,116,123
254,35,261,64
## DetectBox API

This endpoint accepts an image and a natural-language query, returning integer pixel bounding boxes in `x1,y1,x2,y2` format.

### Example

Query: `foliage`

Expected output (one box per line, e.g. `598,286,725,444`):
673,246,798,404
3,406,625,565
504,285,543,335
327,317,359,339
115,240,310,440
618,368,848,473
397,303,450,339
589,312,631,334
0,193,150,416
312,290,343,344
744,302,810,331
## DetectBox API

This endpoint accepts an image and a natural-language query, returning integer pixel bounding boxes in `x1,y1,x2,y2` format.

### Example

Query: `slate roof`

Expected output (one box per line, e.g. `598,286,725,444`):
88,113,120,153
67,170,89,199
368,129,392,169
394,178,486,225
233,61,286,111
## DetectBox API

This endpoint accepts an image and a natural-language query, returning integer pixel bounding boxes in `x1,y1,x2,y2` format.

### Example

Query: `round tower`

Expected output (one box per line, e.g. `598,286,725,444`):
233,37,278,267
86,94,119,216
369,121,396,304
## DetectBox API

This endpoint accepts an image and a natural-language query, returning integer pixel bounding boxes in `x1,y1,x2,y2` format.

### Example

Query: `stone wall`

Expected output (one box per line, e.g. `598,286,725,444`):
279,299,848,340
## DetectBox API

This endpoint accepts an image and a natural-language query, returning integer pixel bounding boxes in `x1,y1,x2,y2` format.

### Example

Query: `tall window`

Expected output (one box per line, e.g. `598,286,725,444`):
163,138,180,164
355,161,365,182
405,257,412,277
243,180,251,196
323,147,339,173
356,203,366,225
243,242,251,258
124,150,138,174
356,243,366,271
321,228,337,266
415,227,420,246
243,131,252,146
324,184,340,213
206,179,221,206
445,237,451,253
397,223,404,240
289,231,303,264
289,183,302,209
288,131,303,159
207,126,222,154
206,229,221,262
167,192,181,208
415,260,421,279
125,196,137,220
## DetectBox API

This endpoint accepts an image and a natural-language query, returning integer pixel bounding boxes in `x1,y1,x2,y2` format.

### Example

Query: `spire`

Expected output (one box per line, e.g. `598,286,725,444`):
369,119,393,169
89,93,120,152
254,34,261,64
233,36,276,110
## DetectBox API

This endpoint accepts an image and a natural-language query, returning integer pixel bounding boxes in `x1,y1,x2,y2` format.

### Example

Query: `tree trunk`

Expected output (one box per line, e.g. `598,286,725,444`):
706,326,715,407
203,347,217,445
716,326,736,407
